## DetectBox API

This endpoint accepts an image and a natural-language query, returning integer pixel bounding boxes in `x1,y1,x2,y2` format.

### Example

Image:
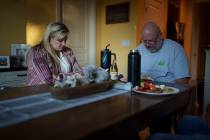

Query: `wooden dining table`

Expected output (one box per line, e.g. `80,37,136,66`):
0,81,196,140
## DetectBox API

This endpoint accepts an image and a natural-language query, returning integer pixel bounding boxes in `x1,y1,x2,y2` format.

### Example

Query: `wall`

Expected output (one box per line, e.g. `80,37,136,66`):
0,0,27,55
136,0,145,44
26,0,56,46
96,0,137,76
0,0,56,56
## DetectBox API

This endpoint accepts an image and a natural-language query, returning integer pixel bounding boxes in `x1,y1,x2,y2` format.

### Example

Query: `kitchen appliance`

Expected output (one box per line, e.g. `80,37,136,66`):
128,49,141,87
100,44,116,70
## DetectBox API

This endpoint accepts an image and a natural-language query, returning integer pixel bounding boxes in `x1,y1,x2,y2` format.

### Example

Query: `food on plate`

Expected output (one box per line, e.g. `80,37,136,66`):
141,75,154,82
162,87,174,93
135,81,162,93
134,81,174,94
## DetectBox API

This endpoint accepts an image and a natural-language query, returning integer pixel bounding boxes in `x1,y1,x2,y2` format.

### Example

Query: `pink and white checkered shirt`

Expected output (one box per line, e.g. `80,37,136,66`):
26,44,82,86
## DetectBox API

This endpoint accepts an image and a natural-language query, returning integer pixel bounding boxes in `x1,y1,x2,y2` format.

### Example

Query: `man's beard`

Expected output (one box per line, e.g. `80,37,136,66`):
149,39,163,53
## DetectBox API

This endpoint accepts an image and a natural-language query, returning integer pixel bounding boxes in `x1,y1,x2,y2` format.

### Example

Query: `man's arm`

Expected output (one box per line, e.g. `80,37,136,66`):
176,77,190,85
174,45,190,84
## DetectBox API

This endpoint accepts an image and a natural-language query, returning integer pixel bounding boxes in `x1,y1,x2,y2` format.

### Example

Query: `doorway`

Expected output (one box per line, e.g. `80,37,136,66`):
192,1,210,114
57,0,96,66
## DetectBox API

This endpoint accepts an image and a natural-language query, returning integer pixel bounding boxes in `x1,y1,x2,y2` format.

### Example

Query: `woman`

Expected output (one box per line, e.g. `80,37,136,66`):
26,22,82,86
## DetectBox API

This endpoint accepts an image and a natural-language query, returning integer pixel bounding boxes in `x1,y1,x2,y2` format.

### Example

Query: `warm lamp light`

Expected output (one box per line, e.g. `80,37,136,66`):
26,22,44,46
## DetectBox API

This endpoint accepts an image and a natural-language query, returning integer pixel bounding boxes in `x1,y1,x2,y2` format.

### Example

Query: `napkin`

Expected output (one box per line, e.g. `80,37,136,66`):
113,82,132,91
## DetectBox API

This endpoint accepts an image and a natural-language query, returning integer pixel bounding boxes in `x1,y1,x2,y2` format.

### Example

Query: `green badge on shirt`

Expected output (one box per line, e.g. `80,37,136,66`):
158,60,165,66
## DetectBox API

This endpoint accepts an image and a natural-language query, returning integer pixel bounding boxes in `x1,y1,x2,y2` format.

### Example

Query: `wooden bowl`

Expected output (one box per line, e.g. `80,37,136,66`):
50,81,113,100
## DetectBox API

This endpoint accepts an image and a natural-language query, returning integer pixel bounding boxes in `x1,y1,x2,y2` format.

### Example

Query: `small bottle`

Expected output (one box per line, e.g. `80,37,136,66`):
110,59,118,80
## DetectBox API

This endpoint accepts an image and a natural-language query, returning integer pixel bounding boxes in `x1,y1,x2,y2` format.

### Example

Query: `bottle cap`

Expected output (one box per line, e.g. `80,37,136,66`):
130,49,138,53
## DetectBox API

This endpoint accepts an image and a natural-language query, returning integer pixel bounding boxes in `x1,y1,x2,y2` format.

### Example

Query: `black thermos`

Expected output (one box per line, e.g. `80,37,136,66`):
101,48,111,69
101,44,115,70
128,49,141,87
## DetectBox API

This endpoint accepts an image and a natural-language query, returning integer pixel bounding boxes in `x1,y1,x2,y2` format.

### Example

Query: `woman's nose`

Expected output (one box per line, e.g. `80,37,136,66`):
61,41,66,45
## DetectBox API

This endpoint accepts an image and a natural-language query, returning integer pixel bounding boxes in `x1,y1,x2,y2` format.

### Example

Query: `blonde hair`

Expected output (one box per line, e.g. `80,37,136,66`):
43,22,69,70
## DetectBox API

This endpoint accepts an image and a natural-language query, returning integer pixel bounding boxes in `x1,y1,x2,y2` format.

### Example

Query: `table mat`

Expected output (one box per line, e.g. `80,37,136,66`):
0,88,127,128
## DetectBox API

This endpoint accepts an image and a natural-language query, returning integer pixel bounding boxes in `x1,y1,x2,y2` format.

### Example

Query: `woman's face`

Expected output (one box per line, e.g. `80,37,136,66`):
50,35,68,51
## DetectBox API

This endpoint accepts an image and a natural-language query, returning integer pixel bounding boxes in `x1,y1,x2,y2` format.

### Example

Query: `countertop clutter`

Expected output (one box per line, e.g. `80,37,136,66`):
0,68,27,89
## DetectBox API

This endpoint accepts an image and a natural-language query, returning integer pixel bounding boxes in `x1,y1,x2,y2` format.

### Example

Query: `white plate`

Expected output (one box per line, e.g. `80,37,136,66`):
132,86,179,96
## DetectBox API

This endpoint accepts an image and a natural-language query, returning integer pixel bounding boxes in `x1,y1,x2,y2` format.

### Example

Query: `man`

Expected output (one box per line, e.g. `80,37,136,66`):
136,22,191,134
137,22,190,84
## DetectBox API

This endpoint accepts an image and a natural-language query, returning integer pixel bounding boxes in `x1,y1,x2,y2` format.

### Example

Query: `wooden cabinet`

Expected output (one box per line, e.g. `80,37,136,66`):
136,0,168,43
144,0,168,36
0,70,27,89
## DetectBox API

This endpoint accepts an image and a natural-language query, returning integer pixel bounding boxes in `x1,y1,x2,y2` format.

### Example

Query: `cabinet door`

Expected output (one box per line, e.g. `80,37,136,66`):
144,0,168,36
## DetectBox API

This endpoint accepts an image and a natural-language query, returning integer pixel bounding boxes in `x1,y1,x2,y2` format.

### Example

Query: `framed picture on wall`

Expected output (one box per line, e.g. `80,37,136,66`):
0,56,10,69
11,44,30,67
106,2,130,24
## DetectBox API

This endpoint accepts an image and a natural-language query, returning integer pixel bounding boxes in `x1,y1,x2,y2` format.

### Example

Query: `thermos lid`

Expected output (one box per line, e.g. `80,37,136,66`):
130,49,138,53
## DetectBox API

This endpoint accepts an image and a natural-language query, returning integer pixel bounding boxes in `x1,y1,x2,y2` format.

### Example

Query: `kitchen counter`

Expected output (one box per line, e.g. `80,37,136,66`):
0,67,27,72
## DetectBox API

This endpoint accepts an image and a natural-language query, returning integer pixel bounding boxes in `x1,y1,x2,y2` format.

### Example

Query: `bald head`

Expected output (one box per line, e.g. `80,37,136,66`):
141,22,163,53
142,22,161,39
